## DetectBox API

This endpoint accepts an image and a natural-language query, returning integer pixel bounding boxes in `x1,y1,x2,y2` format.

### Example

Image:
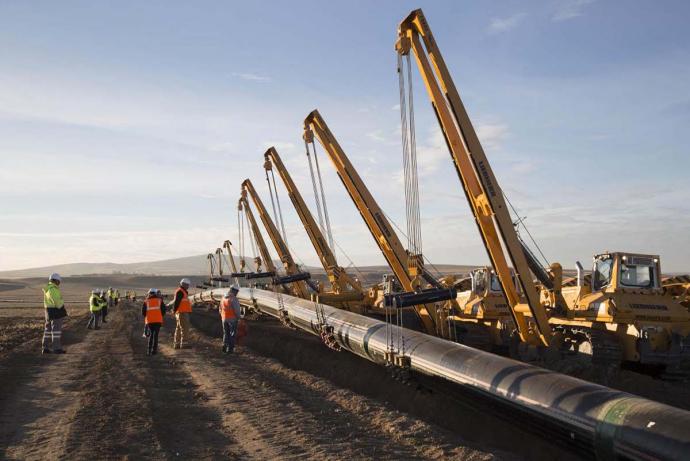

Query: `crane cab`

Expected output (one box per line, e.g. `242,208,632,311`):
562,252,665,315
559,252,690,368
455,267,518,319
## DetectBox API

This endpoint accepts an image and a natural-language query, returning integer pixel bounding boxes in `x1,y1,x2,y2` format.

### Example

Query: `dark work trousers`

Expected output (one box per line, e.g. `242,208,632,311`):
101,305,108,323
87,311,101,329
147,323,161,354
222,319,238,352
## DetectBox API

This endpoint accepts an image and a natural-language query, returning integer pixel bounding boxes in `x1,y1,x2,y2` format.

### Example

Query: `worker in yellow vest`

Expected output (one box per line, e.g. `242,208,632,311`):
142,288,166,355
219,286,241,354
87,288,104,330
42,273,68,354
172,278,193,349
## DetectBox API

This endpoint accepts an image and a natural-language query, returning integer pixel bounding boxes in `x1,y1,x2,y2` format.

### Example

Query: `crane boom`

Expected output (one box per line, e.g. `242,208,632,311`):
242,179,310,299
396,9,551,345
238,195,276,274
222,240,239,274
264,147,363,296
304,109,447,335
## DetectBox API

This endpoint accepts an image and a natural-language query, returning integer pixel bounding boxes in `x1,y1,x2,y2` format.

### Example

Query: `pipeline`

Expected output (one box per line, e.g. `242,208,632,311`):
191,288,690,460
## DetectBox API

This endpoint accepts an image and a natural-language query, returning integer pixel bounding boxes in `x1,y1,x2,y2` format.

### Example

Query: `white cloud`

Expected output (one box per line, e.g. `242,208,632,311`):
262,141,296,153
366,130,388,142
231,72,271,82
552,0,596,22
417,126,449,175
487,13,527,34
476,122,509,150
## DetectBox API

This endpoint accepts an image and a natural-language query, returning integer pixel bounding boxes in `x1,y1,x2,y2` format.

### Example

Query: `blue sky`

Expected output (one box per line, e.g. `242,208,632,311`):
1,0,689,272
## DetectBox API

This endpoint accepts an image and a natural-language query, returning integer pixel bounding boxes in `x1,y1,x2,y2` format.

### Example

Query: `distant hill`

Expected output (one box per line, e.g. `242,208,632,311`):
0,255,479,280
0,255,233,279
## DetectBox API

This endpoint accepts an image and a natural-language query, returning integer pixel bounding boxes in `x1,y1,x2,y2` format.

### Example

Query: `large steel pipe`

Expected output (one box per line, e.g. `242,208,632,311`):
192,288,690,460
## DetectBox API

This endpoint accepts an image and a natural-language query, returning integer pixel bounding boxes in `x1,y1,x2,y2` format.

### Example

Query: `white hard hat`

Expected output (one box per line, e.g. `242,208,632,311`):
92,288,98,294
180,278,191,286
49,273,61,282
148,288,157,294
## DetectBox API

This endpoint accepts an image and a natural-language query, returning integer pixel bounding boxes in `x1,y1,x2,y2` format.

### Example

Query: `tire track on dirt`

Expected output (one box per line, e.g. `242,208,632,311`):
0,312,104,459
126,314,244,460
61,309,166,459
168,313,502,460
0,305,244,460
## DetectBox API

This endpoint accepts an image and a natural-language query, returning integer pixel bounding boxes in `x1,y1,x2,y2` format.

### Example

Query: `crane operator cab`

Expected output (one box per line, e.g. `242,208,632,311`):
561,252,690,371
456,267,518,319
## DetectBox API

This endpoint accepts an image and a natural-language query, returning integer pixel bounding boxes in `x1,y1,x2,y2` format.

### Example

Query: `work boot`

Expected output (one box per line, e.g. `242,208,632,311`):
173,344,180,350
42,348,51,354
53,349,66,354
95,326,100,330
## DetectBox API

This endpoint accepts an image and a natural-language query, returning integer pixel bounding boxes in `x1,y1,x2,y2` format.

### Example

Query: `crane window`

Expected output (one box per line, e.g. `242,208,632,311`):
490,273,503,292
620,263,657,288
593,256,613,291
474,270,487,293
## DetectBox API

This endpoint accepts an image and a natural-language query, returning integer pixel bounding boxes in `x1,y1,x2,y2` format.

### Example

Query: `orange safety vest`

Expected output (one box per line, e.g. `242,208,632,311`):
175,287,192,313
220,297,237,320
145,297,163,324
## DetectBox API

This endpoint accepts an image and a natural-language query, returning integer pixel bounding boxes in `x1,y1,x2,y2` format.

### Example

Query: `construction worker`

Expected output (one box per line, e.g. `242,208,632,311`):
114,289,120,306
172,278,192,349
219,286,241,354
142,288,166,355
87,288,104,329
42,273,67,354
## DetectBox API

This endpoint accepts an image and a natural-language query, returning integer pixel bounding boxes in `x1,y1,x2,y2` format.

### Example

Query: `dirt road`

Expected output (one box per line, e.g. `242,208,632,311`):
0,304,511,460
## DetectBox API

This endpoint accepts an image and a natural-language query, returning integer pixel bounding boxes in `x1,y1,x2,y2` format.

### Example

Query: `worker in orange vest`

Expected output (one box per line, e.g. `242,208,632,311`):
141,288,166,355
172,278,193,349
219,286,241,354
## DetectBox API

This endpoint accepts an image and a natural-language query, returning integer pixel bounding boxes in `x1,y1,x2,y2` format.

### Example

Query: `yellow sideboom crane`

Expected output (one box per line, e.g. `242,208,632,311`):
397,9,690,373
238,194,276,276
213,247,230,284
396,9,551,347
222,240,240,275
241,179,312,299
263,147,366,310
303,110,456,337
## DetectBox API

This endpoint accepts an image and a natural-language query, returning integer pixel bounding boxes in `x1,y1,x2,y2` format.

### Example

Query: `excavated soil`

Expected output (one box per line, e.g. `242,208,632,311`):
0,302,515,460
